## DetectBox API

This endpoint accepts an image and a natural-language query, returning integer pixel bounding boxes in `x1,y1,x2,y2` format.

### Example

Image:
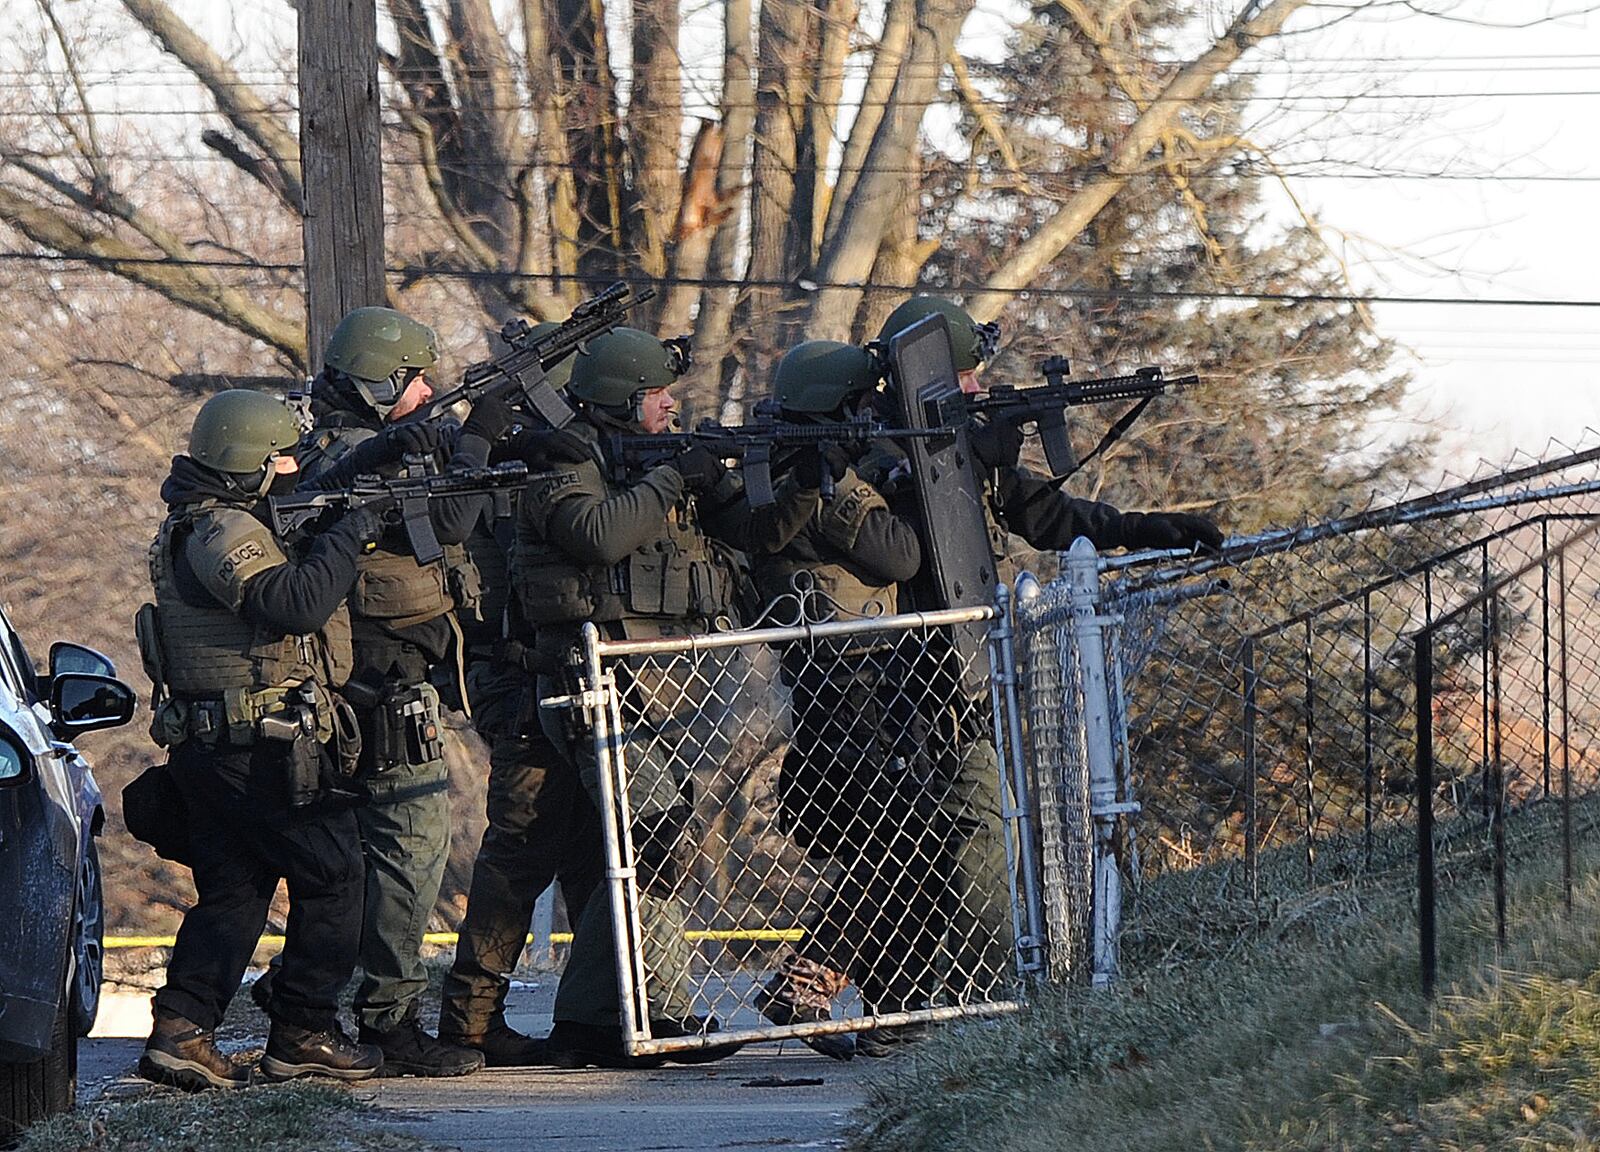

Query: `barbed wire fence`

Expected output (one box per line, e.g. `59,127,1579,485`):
1018,437,1600,988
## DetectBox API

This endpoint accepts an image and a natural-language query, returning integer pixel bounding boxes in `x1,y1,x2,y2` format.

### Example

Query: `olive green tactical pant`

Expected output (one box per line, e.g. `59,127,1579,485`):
437,727,603,1039
538,672,700,1031
939,736,1015,999
354,757,451,1033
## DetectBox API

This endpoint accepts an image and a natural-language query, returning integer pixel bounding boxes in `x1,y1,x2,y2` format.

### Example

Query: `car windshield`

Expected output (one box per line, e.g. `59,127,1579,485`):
0,606,38,704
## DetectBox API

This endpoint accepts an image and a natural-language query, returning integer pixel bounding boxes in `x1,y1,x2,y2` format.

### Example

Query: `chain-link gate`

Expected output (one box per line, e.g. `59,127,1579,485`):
562,597,1044,1057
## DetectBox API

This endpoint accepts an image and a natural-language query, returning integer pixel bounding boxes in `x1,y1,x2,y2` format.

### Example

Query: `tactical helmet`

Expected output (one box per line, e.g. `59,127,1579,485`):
323,307,439,415
568,328,690,410
877,295,999,372
774,340,882,415
525,322,576,391
188,390,301,475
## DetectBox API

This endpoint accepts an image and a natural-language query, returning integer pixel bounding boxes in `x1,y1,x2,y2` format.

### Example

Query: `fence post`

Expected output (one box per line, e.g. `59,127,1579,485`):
1065,538,1124,987
1415,628,1438,1000
1559,548,1573,916
1242,637,1259,903
990,581,1047,980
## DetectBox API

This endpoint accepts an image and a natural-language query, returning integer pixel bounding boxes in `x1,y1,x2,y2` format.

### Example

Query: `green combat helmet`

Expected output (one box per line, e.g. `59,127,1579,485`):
773,340,882,416
188,389,301,477
323,306,439,416
568,327,690,413
877,295,999,373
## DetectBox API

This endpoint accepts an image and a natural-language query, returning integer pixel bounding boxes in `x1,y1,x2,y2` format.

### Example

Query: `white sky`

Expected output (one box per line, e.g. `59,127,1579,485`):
18,0,1600,472
1241,2,1600,469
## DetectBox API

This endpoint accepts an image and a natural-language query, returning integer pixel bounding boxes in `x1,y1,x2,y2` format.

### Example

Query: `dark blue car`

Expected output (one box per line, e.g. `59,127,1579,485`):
0,605,135,1144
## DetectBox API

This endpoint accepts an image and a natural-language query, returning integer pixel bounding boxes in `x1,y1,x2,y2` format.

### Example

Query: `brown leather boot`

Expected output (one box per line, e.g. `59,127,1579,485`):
754,956,855,1061
138,1009,249,1091
260,1021,383,1082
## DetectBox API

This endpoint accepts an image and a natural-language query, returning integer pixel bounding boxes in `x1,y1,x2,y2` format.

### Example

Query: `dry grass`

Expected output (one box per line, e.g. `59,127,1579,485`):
849,822,1600,1152
16,1084,428,1152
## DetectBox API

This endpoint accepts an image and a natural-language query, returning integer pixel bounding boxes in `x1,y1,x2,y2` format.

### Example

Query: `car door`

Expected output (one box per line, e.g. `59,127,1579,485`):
0,612,78,1060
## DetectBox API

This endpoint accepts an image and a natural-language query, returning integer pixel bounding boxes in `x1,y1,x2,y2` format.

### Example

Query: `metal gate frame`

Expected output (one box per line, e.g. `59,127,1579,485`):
572,599,1047,1057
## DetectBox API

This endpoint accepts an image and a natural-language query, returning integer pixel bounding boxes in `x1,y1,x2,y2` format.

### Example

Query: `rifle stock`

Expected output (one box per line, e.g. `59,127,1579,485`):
270,463,531,565
415,282,655,426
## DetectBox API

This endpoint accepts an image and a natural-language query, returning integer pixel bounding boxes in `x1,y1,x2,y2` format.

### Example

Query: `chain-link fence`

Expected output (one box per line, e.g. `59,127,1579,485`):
1018,441,1600,987
562,595,1041,1056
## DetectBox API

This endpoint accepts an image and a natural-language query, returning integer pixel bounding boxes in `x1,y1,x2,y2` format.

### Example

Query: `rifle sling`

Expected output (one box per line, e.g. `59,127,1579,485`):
1044,394,1156,488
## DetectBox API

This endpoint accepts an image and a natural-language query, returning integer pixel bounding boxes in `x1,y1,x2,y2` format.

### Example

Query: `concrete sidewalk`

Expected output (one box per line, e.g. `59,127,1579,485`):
79,981,873,1151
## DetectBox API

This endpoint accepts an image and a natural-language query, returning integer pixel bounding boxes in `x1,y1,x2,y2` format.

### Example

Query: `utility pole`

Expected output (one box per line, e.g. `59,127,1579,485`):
299,0,385,373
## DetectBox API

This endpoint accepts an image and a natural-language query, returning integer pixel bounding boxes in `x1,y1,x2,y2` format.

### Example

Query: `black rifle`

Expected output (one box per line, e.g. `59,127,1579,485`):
607,416,950,506
413,282,655,427
269,463,531,566
923,358,1200,478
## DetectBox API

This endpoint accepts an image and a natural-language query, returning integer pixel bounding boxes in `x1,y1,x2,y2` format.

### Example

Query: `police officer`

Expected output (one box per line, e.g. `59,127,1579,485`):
435,330,606,1065
511,328,816,1067
139,390,384,1089
292,307,510,1077
868,296,1225,1051
749,340,929,1062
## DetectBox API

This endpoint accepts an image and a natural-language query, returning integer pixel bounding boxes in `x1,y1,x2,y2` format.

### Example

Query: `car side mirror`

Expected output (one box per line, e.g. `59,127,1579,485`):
49,673,136,739
0,728,28,788
50,642,118,681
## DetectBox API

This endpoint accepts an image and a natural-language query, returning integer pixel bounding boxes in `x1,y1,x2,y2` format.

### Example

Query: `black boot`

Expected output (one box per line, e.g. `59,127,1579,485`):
650,1015,745,1066
360,1015,486,1078
855,1021,932,1058
544,1021,666,1070
138,1009,249,1091
261,1021,384,1082
438,1016,549,1068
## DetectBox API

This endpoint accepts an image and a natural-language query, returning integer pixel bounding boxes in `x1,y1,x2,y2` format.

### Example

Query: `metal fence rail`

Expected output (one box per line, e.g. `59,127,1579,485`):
572,601,1040,1056
1013,438,1600,987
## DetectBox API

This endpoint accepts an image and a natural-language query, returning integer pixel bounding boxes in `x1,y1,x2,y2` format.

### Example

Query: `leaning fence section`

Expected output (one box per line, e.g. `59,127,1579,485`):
1016,439,1600,984
571,601,1038,1056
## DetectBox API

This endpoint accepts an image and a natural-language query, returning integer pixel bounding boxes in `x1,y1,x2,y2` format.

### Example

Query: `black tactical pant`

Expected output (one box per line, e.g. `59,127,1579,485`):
154,740,363,1033
781,646,947,1013
438,723,604,1038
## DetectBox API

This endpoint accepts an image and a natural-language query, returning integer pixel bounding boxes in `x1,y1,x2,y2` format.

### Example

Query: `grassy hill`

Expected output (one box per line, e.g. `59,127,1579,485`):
850,823,1600,1151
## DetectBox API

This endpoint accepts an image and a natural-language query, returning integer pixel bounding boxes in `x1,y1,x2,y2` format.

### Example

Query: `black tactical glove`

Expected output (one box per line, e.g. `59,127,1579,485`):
967,413,1023,471
460,393,515,443
1120,510,1225,553
792,442,850,490
504,427,591,467
382,419,444,461
327,496,396,549
672,443,727,494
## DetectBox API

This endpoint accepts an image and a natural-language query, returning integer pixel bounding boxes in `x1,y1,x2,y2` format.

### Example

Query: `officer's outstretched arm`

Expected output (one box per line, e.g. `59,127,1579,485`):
544,461,684,566
992,464,1126,552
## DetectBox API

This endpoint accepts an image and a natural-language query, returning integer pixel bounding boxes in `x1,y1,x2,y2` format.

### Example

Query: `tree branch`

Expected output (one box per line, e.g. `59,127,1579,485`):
966,0,1312,322
120,0,303,209
0,185,305,363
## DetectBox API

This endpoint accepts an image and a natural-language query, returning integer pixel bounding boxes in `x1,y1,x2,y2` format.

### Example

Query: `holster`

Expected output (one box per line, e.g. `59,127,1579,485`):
257,683,323,809
362,681,446,775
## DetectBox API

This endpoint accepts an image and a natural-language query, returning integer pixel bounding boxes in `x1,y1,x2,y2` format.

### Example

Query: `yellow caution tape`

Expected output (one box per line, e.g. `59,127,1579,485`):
105,928,803,949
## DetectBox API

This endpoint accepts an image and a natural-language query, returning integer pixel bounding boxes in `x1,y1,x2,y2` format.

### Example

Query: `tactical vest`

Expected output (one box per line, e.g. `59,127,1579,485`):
300,423,480,628
460,517,511,648
141,504,352,744
755,471,899,619
511,454,731,629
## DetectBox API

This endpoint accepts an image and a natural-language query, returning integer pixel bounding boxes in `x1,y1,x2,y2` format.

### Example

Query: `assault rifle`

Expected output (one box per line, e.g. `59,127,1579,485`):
270,463,531,566
414,282,655,427
922,358,1200,479
607,416,950,506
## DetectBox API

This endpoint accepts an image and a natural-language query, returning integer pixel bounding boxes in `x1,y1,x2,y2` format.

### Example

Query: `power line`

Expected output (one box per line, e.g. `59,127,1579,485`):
4,249,1600,310
5,87,1600,120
